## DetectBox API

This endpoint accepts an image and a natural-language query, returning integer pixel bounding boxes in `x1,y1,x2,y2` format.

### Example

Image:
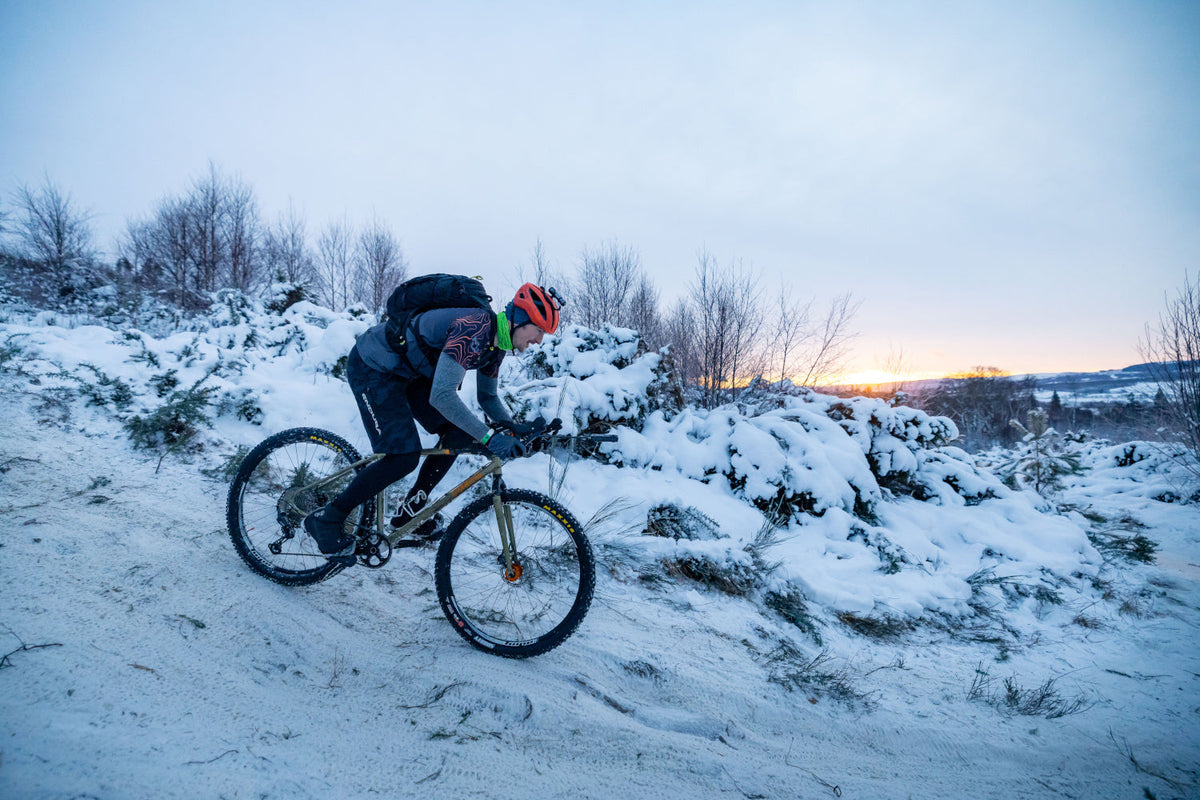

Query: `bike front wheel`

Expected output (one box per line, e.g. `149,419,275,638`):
226,427,371,586
435,489,595,658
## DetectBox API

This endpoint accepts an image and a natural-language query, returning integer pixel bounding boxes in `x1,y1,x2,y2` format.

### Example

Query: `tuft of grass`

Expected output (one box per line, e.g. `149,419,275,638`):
1118,593,1158,618
967,663,1090,718
661,555,760,597
622,659,662,681
837,610,911,641
764,589,823,645
757,640,872,707
1089,530,1159,564
582,496,648,582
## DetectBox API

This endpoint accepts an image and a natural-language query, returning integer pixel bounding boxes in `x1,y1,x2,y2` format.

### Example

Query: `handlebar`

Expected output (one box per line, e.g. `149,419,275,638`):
525,418,617,448
540,433,618,446
453,421,617,460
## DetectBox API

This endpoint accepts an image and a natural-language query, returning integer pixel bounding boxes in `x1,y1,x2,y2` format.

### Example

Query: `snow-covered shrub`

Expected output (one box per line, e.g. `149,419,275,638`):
217,387,264,425
985,410,1082,495
643,503,726,541
603,404,878,522
846,523,909,575
648,509,790,603
598,393,988,525
1116,443,1146,467
1061,439,1199,504
0,332,27,367
263,281,310,314
77,363,135,411
124,374,217,452
1,291,371,456
507,324,680,431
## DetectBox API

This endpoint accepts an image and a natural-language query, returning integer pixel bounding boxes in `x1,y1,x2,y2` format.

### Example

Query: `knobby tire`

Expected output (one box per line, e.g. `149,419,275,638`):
435,488,595,658
226,427,372,586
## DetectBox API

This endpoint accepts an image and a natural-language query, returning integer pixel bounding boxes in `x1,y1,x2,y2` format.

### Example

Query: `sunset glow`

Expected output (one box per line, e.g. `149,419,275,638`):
817,369,948,387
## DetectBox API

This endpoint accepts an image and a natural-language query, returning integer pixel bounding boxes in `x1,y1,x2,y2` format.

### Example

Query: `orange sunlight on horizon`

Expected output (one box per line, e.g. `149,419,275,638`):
815,369,949,387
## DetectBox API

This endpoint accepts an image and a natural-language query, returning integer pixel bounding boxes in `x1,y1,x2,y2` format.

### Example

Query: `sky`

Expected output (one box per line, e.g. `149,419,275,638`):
2,0,1198,380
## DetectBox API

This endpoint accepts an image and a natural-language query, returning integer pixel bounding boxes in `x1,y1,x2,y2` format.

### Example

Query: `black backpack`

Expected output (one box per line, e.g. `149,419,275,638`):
383,273,496,372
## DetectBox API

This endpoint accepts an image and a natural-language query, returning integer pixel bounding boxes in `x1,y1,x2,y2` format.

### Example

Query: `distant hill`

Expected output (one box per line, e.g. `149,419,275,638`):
1022,362,1168,402
874,362,1181,404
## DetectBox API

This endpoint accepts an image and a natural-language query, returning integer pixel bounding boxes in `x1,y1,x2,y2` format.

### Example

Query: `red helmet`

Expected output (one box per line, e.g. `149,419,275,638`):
512,283,561,334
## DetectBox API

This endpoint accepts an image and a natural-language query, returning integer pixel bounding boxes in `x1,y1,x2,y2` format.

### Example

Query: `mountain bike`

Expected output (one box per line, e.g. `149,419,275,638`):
225,421,615,658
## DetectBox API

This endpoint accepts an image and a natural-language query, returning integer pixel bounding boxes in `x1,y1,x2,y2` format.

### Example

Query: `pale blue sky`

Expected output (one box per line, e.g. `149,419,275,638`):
2,1,1198,377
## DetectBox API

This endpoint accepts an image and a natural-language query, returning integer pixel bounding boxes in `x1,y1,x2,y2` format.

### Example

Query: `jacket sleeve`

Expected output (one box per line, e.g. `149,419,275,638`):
429,352,490,442
476,372,514,427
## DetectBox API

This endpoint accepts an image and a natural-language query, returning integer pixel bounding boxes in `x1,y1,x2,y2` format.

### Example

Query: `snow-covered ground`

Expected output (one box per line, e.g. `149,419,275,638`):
2,297,1198,799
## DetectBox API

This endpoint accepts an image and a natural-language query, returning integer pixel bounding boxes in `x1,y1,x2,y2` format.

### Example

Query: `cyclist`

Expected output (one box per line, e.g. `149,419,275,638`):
304,282,561,562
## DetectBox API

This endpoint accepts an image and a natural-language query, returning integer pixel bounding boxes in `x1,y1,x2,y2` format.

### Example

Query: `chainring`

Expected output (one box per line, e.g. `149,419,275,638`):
357,532,392,569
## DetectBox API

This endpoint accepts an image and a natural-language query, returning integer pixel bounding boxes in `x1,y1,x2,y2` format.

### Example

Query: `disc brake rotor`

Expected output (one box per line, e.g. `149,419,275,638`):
277,486,325,527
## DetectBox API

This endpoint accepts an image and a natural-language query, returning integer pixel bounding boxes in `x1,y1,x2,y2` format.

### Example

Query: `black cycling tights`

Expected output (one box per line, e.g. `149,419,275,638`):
330,432,471,517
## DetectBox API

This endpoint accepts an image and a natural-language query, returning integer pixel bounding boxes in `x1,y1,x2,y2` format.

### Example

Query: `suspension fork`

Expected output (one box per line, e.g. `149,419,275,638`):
490,474,520,581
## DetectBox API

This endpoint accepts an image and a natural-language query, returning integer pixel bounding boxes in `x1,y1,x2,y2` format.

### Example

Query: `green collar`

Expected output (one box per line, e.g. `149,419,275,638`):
496,311,513,351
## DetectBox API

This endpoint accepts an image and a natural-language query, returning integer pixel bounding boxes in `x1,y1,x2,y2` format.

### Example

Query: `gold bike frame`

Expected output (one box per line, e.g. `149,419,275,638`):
287,448,517,564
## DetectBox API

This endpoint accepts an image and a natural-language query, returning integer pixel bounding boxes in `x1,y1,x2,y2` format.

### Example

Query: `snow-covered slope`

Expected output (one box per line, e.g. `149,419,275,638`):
2,298,1198,798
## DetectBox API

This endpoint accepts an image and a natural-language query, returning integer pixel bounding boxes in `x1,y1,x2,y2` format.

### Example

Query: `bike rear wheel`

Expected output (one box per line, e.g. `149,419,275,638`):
226,427,371,586
435,489,595,658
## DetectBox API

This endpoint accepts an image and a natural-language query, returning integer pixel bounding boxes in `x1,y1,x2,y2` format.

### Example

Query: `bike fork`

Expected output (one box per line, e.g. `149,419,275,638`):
491,479,520,581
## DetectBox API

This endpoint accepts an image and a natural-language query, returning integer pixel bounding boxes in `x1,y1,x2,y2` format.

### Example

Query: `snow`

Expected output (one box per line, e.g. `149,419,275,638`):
2,298,1199,798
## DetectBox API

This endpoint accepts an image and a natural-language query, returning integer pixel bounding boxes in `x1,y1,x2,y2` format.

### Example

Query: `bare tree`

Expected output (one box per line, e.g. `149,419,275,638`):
725,262,766,390
354,216,407,314
1140,272,1200,476
795,292,860,387
876,342,911,400
225,178,260,291
685,250,766,408
120,164,264,308
524,237,563,287
316,215,355,311
261,202,313,286
123,196,197,306
188,164,226,294
627,271,663,348
513,238,572,324
662,297,700,388
11,176,96,295
768,283,812,388
921,366,1037,448
572,240,641,328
